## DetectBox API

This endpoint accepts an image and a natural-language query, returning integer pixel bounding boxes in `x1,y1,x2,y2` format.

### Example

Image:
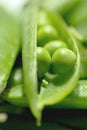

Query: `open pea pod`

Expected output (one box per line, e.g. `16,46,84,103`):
38,12,80,110
22,1,80,125
0,8,20,94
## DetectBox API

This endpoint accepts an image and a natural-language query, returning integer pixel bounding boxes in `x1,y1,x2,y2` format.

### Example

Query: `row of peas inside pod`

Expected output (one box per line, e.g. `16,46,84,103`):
1,6,80,125
36,9,77,85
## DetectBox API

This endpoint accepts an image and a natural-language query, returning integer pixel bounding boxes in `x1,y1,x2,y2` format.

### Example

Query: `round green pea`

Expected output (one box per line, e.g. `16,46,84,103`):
52,48,77,75
44,40,67,56
37,24,58,46
37,47,51,78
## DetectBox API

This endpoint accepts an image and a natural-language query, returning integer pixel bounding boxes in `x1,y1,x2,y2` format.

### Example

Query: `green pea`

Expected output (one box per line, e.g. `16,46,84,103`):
52,48,77,75
37,47,51,78
37,24,58,46
44,40,67,56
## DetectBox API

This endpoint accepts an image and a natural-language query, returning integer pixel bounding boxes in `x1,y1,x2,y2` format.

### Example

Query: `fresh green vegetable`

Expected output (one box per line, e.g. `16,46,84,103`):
44,40,67,56
55,80,87,109
69,27,87,79
22,0,40,125
2,84,27,107
0,8,20,94
63,0,87,40
37,11,80,118
79,49,87,79
42,0,81,14
2,79,87,109
52,48,77,75
37,47,51,78
21,2,80,124
37,24,58,46
1,0,87,128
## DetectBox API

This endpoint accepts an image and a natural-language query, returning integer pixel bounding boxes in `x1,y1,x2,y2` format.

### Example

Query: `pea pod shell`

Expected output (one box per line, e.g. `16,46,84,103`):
0,8,20,94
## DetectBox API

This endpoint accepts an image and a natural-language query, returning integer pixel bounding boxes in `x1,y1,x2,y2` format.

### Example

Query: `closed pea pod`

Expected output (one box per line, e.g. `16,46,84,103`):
0,8,20,94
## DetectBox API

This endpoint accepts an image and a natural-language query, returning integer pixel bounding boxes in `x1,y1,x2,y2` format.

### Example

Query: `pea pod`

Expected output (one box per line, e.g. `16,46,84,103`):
2,80,87,109
69,27,87,79
22,0,40,125
0,8,20,94
37,12,80,112
42,0,81,15
65,0,87,40
22,1,80,125
54,80,87,109
80,49,87,79
2,84,28,107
